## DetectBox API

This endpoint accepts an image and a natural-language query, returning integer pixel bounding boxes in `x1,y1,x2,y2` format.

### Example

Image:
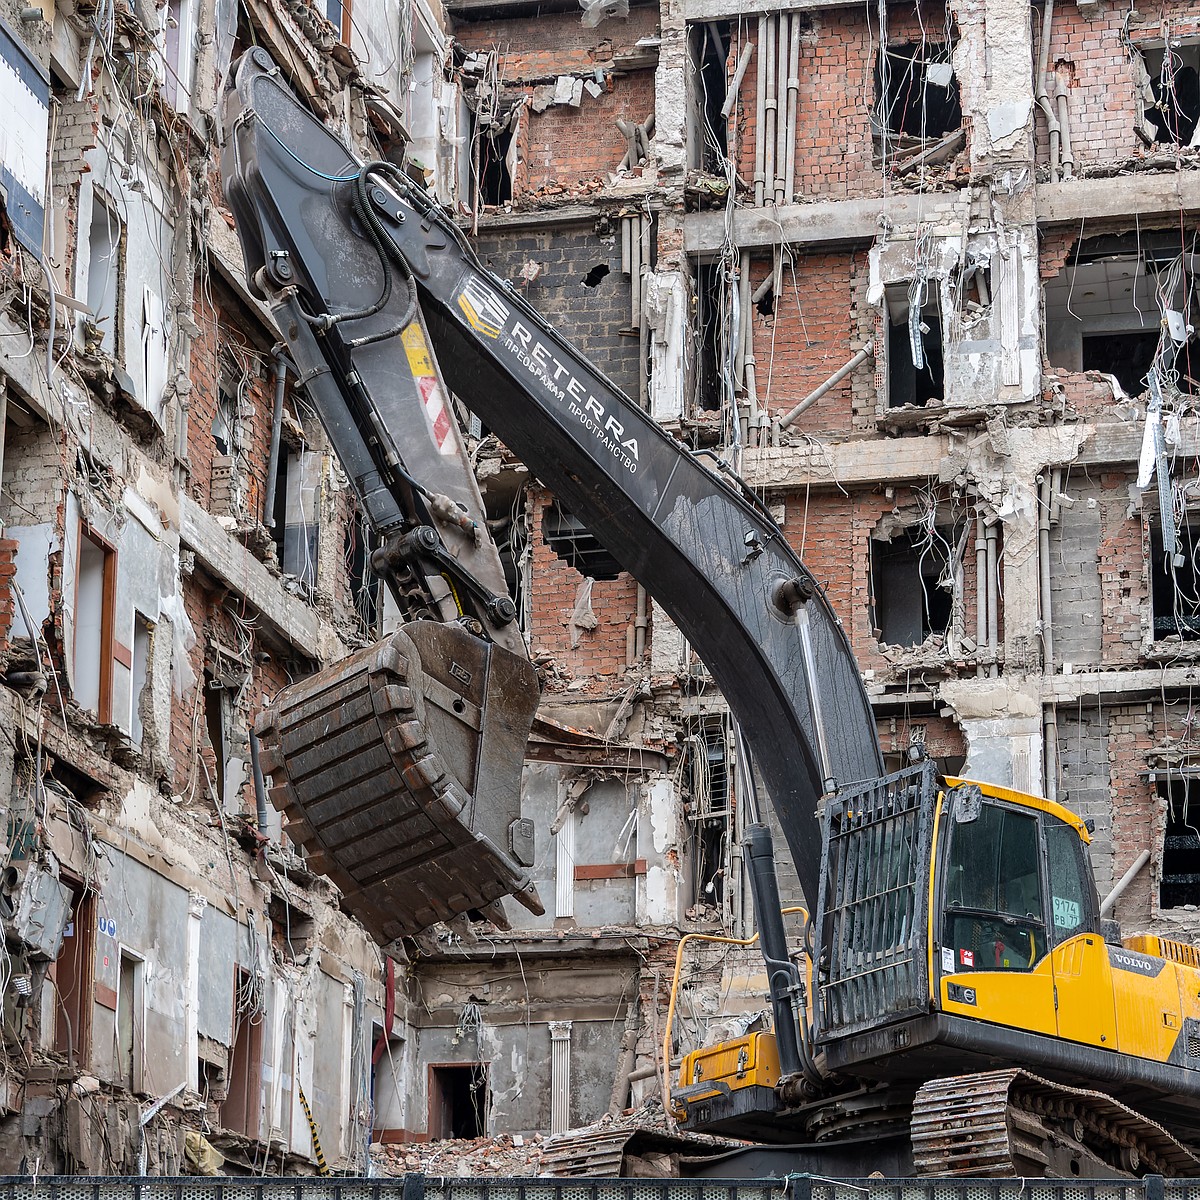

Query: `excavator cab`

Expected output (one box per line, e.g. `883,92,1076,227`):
676,764,1200,1173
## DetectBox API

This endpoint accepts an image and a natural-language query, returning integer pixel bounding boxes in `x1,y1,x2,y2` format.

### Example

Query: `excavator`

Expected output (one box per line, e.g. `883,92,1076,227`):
222,49,1200,1179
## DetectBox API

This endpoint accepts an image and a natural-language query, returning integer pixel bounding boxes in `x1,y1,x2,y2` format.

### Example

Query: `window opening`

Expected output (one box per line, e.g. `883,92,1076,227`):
942,802,1046,972
73,527,116,721
273,449,320,590
212,361,239,456
428,1064,489,1139
116,949,145,1090
50,881,95,1066
130,613,153,748
324,0,350,42
203,669,229,809
876,44,961,141
1143,44,1200,147
1151,520,1200,641
542,503,622,580
688,21,731,172
162,0,194,112
683,714,732,912
693,260,726,412
886,283,944,407
223,968,264,1137
1081,331,1160,396
871,524,957,646
1160,776,1200,908
371,1028,405,1137
474,124,513,208
85,195,122,358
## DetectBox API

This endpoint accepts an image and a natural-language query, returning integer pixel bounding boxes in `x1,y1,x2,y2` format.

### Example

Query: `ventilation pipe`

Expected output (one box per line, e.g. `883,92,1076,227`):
774,14,790,204
975,512,988,677
1100,849,1151,918
722,41,755,120
1055,75,1074,179
264,346,287,529
779,342,874,428
763,16,777,205
1034,0,1061,181
784,16,801,202
754,16,767,206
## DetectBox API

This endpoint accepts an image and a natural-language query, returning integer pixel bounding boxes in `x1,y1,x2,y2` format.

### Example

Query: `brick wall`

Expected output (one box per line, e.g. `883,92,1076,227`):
780,486,987,673
522,70,655,196
1106,703,1157,927
731,6,967,204
1036,0,1200,169
454,8,660,80
1057,706,1114,893
0,538,19,652
746,249,872,436
188,282,277,526
527,489,640,690
1095,470,1147,664
473,221,642,399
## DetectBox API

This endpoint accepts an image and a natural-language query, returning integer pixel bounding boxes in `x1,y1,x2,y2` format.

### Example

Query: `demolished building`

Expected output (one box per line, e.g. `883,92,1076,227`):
0,0,1199,1168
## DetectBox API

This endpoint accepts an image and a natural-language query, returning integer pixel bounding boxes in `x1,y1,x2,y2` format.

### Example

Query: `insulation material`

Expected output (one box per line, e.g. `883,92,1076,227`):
159,566,196,698
580,0,628,28
569,577,598,647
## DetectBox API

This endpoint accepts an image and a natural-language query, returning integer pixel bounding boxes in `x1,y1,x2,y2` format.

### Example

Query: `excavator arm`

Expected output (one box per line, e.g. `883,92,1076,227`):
221,50,882,939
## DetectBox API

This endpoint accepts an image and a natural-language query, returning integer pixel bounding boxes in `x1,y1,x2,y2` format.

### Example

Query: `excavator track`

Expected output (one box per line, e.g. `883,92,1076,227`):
255,622,543,943
911,1069,1200,1178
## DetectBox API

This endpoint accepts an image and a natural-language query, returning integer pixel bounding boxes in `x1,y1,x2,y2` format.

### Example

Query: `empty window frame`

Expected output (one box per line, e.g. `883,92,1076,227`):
871,525,958,646
683,715,732,910
886,283,944,408
688,21,731,173
1150,520,1200,641
473,121,514,208
1044,237,1200,397
85,195,123,358
875,44,961,141
1142,43,1200,147
50,881,96,1067
272,449,321,589
73,526,116,721
223,968,265,1137
428,1063,489,1139
1159,775,1200,908
116,949,145,1091
161,0,196,113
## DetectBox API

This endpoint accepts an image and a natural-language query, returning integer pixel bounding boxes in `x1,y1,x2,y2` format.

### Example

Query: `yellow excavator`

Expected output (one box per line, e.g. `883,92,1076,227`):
221,49,1200,1177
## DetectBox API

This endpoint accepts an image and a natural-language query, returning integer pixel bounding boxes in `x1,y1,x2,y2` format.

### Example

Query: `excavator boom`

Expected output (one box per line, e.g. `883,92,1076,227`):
222,50,883,928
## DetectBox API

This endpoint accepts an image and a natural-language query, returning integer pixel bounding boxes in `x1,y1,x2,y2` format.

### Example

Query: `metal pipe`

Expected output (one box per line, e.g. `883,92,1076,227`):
975,512,987,677
250,727,271,836
721,40,755,121
751,273,774,306
616,117,638,169
754,16,767,206
637,217,649,408
1042,704,1059,804
784,14,801,202
774,13,790,205
986,520,1000,678
620,215,631,275
1055,75,1074,178
1034,0,1060,181
263,348,287,529
762,15,777,208
779,342,874,428
1100,849,1151,918
748,15,768,204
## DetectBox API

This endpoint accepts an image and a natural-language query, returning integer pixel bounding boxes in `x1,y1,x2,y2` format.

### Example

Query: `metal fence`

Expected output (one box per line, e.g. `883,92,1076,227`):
1,1175,1199,1200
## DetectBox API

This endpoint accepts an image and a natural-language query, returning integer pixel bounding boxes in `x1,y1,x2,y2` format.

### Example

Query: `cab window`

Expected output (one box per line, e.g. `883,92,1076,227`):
1044,818,1095,946
943,803,1047,972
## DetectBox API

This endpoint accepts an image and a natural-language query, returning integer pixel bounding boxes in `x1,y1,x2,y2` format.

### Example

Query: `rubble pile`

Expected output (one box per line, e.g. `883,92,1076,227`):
372,1133,549,1177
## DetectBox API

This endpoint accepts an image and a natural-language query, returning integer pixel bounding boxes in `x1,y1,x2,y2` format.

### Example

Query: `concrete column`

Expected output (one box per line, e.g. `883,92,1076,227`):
555,795,575,920
548,1020,573,1134
184,891,206,1093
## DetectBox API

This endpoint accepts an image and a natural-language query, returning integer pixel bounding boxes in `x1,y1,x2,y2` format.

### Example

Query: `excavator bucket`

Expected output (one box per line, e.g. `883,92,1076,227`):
254,621,543,942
